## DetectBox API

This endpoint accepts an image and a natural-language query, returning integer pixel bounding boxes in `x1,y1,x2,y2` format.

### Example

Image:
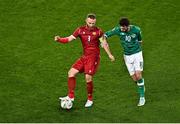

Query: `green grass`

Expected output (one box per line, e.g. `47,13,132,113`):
0,0,180,122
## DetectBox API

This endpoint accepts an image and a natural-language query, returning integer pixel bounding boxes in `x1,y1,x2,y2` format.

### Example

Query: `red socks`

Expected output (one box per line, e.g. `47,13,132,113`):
87,81,93,101
67,77,93,101
68,77,76,98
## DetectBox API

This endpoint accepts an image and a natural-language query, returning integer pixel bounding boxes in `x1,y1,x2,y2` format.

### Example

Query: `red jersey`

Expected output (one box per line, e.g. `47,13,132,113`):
72,25,103,56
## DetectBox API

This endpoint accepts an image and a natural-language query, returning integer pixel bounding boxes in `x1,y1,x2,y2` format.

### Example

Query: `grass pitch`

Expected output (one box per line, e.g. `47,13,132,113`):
0,0,180,122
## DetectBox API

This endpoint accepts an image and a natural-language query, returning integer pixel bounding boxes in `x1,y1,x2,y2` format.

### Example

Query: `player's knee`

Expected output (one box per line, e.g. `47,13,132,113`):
68,71,74,77
131,74,137,81
133,77,137,81
85,74,92,82
135,73,142,80
86,77,92,82
68,69,77,77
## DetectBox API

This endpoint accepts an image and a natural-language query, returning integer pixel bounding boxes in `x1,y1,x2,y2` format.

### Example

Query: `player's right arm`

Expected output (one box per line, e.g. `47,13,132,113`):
54,35,75,43
54,27,80,43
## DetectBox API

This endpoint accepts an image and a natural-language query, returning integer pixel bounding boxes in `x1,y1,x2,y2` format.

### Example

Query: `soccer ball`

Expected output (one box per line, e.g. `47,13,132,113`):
60,98,73,109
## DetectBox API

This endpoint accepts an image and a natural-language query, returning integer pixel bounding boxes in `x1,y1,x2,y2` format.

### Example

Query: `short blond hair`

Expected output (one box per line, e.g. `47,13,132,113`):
86,13,96,19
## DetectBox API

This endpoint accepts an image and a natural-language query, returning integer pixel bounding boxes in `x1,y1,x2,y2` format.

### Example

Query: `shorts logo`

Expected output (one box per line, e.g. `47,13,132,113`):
92,32,96,35
140,62,143,69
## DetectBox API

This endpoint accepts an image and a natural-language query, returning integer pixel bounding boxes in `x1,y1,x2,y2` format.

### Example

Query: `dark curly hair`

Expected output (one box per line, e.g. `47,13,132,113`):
119,17,130,26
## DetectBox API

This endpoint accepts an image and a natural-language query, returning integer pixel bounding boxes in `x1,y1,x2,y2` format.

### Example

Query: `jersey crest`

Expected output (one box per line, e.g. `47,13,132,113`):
131,34,136,38
92,32,96,36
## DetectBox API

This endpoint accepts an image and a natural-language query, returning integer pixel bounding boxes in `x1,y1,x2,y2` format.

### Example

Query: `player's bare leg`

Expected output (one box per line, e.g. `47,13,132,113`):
131,74,138,84
68,68,79,77
85,74,93,107
134,71,142,81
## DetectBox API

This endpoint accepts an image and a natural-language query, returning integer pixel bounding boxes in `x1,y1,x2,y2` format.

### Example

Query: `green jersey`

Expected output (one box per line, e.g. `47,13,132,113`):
105,25,142,55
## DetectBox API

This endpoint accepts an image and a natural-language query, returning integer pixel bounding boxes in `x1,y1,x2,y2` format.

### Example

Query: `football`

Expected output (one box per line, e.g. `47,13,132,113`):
60,98,73,109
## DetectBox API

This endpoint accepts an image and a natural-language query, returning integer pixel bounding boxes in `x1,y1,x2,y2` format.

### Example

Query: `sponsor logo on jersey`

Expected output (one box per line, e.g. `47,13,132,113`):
131,34,136,38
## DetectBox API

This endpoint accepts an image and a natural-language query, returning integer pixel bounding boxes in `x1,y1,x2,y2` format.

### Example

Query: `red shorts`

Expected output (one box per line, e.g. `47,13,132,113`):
72,55,100,75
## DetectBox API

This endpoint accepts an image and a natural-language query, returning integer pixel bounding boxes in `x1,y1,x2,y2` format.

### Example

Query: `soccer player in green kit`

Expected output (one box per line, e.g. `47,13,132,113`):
104,17,145,106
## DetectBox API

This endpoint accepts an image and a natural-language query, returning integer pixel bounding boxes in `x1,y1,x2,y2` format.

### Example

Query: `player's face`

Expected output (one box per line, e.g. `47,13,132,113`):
120,26,129,32
86,18,96,28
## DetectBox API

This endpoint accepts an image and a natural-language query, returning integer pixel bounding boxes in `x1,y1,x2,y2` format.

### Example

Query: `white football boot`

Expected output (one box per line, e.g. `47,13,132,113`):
137,97,145,106
85,100,93,107
59,96,74,102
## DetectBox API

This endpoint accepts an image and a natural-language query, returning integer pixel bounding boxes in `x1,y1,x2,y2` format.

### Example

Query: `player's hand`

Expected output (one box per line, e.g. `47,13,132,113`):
54,36,60,41
109,54,115,62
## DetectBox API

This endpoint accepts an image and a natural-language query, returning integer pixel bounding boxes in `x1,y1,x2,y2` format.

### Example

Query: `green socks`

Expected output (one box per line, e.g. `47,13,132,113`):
137,78,145,97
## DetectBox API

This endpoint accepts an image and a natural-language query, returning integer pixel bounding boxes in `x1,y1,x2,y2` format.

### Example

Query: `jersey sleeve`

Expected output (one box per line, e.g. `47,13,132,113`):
104,27,119,38
72,27,80,38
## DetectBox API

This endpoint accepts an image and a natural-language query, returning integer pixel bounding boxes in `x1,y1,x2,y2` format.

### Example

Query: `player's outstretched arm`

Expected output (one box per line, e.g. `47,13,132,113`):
100,36,115,62
54,35,75,44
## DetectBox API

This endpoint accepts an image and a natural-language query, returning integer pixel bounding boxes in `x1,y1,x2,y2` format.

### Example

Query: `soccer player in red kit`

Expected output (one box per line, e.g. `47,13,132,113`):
54,13,115,108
